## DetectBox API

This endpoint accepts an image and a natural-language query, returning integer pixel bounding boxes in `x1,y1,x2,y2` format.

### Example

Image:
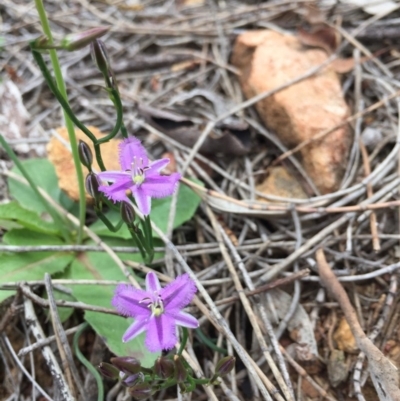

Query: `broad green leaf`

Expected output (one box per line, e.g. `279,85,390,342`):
3,229,65,246
8,158,76,214
90,179,203,239
8,159,62,213
66,248,159,367
0,252,74,303
0,201,60,235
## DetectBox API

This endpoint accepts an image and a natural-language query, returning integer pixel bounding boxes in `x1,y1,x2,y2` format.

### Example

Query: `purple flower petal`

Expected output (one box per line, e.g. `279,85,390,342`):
122,318,148,343
142,173,180,199
145,314,176,352
98,176,133,203
146,272,161,293
113,272,198,352
146,158,170,174
97,170,130,182
112,284,152,317
119,138,148,171
161,274,197,310
133,187,151,216
172,311,199,329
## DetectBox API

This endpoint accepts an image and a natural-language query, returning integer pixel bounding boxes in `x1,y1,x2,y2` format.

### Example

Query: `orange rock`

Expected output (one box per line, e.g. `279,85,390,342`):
333,317,358,353
256,166,307,201
231,30,351,194
47,127,121,202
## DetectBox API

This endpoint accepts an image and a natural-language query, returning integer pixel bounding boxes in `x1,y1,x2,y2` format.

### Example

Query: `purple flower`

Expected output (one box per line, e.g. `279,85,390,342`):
97,137,181,216
112,272,198,352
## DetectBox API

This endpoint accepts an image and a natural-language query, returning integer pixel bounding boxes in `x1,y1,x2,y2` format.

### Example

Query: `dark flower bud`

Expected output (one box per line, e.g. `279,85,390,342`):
121,372,143,387
78,140,93,170
61,26,110,51
111,356,141,375
154,356,174,379
99,362,119,379
173,355,188,383
90,39,110,77
215,356,235,377
120,201,136,226
85,173,101,199
128,383,153,400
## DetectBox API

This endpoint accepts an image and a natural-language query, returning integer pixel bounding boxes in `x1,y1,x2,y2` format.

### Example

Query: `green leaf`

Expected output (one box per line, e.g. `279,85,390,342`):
0,251,74,303
90,179,203,239
66,249,159,367
0,201,60,235
3,229,65,246
8,159,62,213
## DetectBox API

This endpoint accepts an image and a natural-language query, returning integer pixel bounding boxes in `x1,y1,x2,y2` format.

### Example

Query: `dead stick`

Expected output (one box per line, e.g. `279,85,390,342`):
316,249,400,401
215,269,310,306
359,140,380,251
45,274,85,398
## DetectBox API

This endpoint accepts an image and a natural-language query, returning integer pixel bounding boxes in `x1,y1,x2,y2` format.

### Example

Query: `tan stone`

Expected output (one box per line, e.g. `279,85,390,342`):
231,30,351,194
47,127,121,202
256,166,307,200
333,317,358,353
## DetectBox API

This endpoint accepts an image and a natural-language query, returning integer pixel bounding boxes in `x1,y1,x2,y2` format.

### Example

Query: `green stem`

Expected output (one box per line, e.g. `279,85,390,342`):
30,49,125,171
142,215,154,251
30,49,107,171
34,0,85,243
0,135,70,241
195,328,227,355
177,327,188,356
127,227,148,261
95,210,123,232
136,227,154,263
73,323,104,401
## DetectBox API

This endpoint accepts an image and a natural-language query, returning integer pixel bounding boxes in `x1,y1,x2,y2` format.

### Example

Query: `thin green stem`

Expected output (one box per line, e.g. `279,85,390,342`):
177,327,188,356
127,227,148,261
73,323,104,401
34,0,85,243
95,210,123,232
0,135,70,241
30,49,124,171
195,328,227,355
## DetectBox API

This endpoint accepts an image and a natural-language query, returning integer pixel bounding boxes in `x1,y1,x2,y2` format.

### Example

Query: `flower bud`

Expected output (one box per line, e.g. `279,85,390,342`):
90,39,110,77
215,356,235,377
128,383,153,400
61,26,110,51
78,140,93,170
99,362,119,379
111,356,141,375
173,355,188,383
120,372,143,387
120,201,136,226
85,173,101,199
154,356,174,379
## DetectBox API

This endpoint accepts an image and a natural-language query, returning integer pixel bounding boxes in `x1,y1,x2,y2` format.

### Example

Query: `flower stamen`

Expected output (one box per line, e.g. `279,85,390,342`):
131,157,146,185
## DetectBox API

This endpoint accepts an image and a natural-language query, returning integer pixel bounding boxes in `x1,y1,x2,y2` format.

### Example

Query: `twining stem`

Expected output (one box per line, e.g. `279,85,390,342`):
30,49,123,171
73,323,104,401
34,0,86,243
0,135,70,241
